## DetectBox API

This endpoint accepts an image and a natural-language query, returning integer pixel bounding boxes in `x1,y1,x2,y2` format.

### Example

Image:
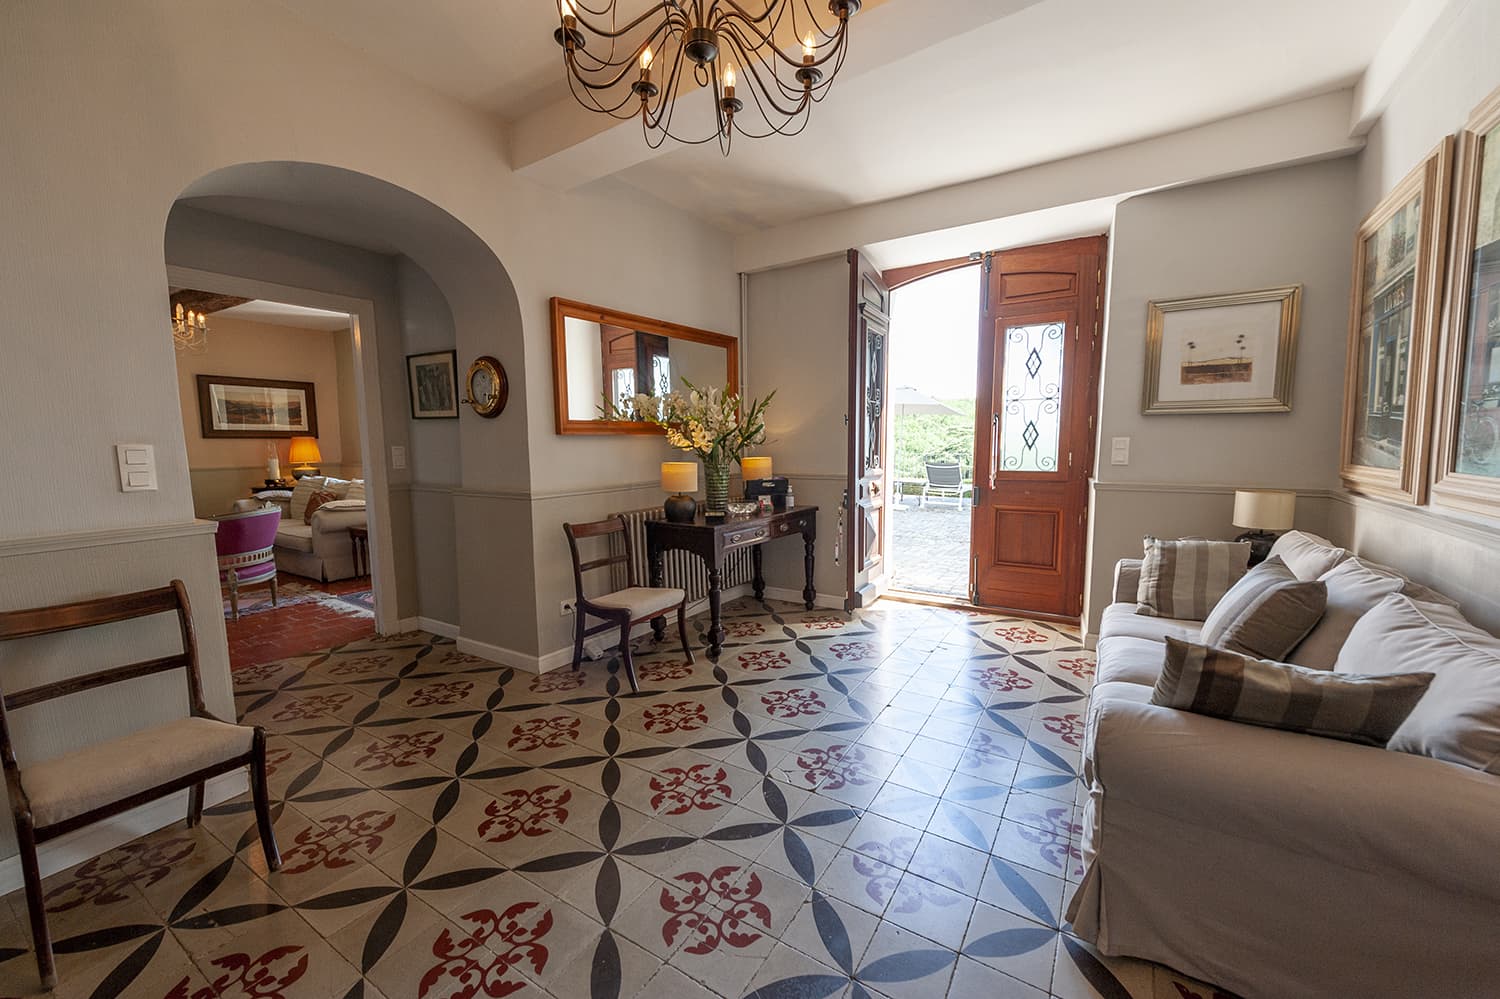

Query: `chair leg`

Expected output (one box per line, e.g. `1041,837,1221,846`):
186,781,204,828
16,821,54,990
619,620,638,693
571,610,585,672
677,602,694,664
270,575,278,607
228,575,240,622
249,729,282,871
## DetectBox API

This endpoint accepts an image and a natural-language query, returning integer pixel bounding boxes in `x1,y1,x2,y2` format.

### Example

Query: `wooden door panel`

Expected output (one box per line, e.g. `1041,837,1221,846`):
847,251,891,610
999,271,1078,304
990,507,1059,570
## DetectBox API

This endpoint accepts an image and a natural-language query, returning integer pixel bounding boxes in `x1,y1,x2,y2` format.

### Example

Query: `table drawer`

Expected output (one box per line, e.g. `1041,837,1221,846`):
723,524,770,550
772,514,814,538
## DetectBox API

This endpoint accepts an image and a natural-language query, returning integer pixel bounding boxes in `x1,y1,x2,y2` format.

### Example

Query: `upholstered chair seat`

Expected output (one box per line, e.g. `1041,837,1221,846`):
591,586,688,620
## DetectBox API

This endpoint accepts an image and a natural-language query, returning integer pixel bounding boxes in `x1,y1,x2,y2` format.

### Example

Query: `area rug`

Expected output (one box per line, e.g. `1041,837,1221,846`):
220,579,373,620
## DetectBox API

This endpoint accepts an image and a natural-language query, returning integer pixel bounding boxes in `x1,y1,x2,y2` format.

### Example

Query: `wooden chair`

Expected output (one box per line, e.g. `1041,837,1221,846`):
214,505,281,620
0,580,281,989
563,517,694,692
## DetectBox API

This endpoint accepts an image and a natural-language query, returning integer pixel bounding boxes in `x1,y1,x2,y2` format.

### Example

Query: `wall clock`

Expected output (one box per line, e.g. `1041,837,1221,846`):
463,355,508,418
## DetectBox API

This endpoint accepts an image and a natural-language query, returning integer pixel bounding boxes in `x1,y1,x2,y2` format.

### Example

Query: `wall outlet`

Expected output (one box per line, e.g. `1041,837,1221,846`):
559,599,576,617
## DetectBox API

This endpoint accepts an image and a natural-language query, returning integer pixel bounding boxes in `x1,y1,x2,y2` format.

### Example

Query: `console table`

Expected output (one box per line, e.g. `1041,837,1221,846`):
646,505,817,658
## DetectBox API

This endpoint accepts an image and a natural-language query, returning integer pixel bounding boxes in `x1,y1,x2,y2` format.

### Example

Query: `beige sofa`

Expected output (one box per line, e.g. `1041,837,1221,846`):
1067,532,1500,999
253,477,368,583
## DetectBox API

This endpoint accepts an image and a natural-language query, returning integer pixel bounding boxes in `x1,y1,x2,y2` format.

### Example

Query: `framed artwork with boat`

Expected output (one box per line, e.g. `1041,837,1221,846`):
1142,285,1302,415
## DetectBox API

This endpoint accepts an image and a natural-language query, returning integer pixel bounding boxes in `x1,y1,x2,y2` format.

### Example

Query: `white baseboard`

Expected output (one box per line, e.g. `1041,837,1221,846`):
0,772,248,895
416,616,459,639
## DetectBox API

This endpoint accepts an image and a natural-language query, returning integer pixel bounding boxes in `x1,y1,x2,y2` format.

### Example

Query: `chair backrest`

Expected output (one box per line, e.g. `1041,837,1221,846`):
562,517,634,603
214,506,281,559
0,581,205,750
926,461,963,487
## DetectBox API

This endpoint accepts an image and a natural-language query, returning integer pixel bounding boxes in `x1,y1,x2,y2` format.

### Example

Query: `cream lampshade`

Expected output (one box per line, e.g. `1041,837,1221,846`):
741,456,773,480
662,462,698,523
1232,489,1295,566
288,436,322,477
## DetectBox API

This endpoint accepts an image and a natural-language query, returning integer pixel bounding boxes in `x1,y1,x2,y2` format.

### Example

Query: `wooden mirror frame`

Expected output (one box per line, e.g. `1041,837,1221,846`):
550,297,739,436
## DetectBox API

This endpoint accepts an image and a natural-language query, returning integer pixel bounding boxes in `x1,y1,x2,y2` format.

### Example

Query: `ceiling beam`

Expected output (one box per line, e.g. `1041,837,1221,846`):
733,89,1365,273
508,0,1043,190
1349,0,1464,136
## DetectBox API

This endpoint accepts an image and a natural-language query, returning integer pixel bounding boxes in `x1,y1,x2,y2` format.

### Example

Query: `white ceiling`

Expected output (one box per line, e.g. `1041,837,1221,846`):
270,0,1410,234
215,299,352,331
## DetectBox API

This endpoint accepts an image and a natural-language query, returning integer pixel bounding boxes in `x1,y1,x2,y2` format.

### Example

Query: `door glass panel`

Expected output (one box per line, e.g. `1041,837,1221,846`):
1000,321,1065,472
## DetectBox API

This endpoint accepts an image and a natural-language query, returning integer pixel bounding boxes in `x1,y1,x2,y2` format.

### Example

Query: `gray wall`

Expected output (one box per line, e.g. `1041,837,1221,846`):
1085,158,1357,637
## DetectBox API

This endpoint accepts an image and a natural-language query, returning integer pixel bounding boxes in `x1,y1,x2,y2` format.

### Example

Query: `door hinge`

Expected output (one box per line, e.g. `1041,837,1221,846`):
1068,450,1074,469
970,555,979,605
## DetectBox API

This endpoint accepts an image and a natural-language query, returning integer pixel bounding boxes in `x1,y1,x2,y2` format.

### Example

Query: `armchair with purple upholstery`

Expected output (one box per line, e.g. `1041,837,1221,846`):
214,506,281,620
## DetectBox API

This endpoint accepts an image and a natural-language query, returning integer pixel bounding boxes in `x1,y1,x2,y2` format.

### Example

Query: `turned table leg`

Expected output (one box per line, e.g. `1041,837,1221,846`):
707,566,725,658
649,545,667,643
802,530,816,610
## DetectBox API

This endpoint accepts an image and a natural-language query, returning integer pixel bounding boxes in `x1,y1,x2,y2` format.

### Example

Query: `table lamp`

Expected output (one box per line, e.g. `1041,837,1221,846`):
1232,488,1295,566
662,461,698,523
288,436,323,478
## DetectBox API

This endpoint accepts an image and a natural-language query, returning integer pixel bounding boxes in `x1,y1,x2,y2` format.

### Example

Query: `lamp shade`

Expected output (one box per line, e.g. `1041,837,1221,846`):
1232,489,1295,531
288,436,323,466
741,456,773,480
661,461,697,494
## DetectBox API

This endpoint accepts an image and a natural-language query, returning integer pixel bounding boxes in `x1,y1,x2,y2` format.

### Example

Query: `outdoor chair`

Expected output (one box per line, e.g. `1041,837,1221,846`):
920,461,973,508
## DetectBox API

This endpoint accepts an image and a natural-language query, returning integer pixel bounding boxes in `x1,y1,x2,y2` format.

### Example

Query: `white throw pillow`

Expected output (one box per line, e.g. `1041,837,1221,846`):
1287,558,1403,669
1268,530,1348,581
322,476,351,498
345,479,366,503
1337,593,1500,773
288,476,326,522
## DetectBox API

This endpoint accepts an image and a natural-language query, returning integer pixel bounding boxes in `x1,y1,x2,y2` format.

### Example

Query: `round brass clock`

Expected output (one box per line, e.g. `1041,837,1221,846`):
463,355,508,418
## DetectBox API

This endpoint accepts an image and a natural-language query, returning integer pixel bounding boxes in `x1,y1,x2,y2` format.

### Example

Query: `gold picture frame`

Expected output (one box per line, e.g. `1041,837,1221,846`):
1433,86,1500,516
1339,137,1453,505
1142,286,1301,414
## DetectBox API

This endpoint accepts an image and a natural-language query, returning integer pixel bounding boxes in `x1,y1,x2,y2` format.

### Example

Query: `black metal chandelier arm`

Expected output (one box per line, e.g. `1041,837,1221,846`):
560,1,681,41
565,67,645,117
720,37,813,116
564,50,652,95
713,9,848,71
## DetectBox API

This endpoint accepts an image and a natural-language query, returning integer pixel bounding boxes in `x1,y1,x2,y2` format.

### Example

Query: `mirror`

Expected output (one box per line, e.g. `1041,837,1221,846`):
551,298,740,435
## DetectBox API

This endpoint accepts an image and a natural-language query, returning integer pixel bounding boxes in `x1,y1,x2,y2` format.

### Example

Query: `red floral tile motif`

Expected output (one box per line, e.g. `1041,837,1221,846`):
262,747,296,778
407,680,474,708
439,648,488,665
1055,656,1095,680
737,649,790,672
1041,714,1085,747
479,786,572,842
801,614,845,631
660,865,771,956
961,731,1017,770
760,688,826,719
328,654,394,676
166,945,308,999
827,641,878,661
642,700,710,734
794,744,876,789
1017,806,1084,875
649,765,731,815
230,661,285,686
354,731,445,772
725,620,766,639
993,625,1049,645
419,901,553,999
971,667,1034,694
270,691,353,721
281,810,397,875
1172,982,1237,999
530,670,587,694
508,716,581,752
46,836,195,913
638,659,694,682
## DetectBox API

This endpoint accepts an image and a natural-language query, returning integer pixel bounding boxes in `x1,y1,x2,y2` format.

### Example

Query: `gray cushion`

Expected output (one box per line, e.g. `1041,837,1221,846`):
1268,530,1348,581
1100,603,1203,643
1288,558,1405,669
1337,594,1500,773
1136,537,1251,620
1154,638,1433,748
1096,636,1170,687
274,522,316,553
1200,556,1327,661
591,586,685,619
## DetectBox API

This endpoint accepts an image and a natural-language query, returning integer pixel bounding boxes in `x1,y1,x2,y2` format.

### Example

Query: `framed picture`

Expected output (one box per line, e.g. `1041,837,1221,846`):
196,375,317,439
1434,87,1500,515
1340,137,1453,505
1142,286,1301,414
406,349,459,419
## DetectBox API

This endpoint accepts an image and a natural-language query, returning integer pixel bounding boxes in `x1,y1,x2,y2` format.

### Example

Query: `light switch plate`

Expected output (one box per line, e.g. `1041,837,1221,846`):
1110,436,1130,466
116,444,157,491
390,445,407,470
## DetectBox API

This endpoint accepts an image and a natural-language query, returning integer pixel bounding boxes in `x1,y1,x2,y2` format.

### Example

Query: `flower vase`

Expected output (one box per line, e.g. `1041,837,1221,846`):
703,458,731,515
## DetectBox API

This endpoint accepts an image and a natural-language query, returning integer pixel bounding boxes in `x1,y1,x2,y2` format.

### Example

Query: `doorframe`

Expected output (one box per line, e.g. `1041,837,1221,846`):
166,265,399,635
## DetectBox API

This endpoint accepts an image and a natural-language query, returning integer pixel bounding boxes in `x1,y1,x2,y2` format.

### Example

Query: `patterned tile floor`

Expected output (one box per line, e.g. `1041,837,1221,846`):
0,597,1236,999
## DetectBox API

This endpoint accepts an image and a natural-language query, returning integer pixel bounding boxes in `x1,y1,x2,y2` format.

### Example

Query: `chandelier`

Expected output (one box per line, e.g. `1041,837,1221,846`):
172,303,209,352
554,0,859,153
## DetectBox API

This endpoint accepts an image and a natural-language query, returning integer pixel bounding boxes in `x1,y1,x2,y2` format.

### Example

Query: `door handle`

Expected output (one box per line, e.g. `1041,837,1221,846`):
989,412,1000,490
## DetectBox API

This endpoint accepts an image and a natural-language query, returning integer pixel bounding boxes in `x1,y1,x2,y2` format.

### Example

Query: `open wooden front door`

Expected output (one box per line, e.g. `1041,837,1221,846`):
847,251,891,610
972,236,1106,618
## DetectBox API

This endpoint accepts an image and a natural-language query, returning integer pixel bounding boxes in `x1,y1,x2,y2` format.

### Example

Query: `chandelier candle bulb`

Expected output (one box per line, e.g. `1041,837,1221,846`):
803,33,816,62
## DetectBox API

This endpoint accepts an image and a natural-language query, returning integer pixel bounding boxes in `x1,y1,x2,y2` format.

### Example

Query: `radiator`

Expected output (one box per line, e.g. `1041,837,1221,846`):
612,507,755,601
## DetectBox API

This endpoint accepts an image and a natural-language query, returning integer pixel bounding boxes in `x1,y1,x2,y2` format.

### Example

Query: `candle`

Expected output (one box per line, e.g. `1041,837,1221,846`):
803,32,816,61
723,65,735,98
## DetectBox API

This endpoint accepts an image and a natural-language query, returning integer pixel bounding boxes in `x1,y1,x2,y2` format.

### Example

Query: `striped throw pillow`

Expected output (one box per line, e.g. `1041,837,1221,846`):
1136,538,1252,620
1153,638,1433,747
1199,556,1327,661
288,475,326,522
